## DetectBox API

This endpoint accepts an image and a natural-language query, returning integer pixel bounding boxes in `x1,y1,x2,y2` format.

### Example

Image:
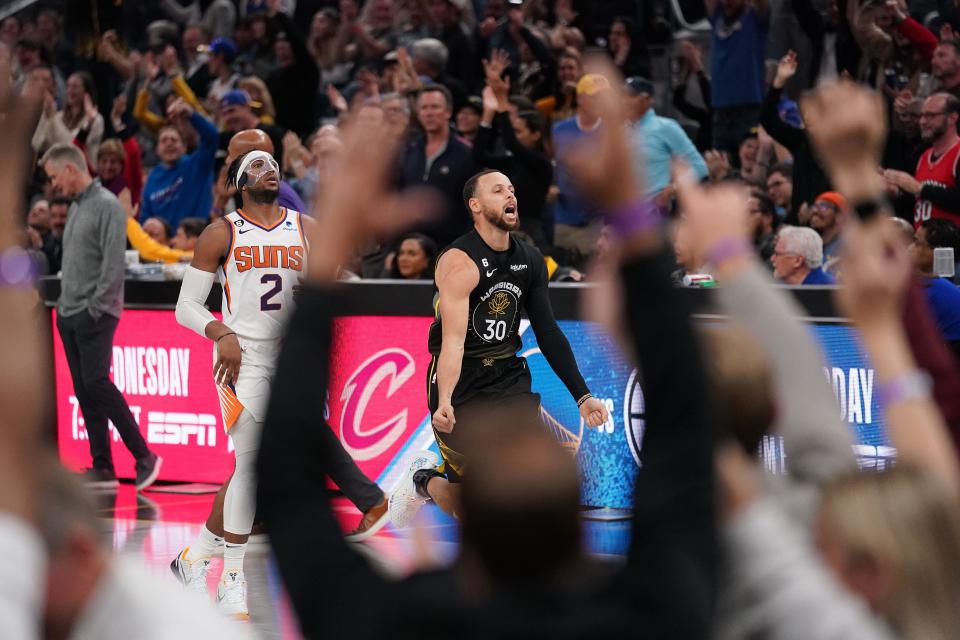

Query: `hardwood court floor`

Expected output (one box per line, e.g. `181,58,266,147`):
97,483,632,639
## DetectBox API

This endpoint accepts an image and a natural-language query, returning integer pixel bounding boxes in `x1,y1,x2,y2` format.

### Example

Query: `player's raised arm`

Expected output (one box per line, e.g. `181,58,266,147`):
433,249,479,433
175,219,241,385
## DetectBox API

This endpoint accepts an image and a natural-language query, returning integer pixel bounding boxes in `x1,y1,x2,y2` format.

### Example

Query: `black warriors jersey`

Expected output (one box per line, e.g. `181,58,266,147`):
428,230,545,360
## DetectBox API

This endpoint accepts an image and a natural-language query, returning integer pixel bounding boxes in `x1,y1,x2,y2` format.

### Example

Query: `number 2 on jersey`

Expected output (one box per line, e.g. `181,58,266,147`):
260,274,283,311
483,319,507,341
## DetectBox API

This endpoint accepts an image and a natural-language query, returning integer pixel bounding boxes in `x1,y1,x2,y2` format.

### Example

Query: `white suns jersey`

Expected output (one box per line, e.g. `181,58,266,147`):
219,207,307,342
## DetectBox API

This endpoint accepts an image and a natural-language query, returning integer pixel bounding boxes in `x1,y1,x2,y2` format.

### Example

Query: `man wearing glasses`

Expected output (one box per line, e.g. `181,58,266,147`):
809,191,846,276
884,93,960,229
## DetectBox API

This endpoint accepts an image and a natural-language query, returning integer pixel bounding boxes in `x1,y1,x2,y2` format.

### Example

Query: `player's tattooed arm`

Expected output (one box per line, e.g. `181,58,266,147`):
433,249,479,433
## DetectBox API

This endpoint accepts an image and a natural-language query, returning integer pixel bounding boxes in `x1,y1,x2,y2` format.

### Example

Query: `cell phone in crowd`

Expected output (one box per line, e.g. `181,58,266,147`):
934,247,956,278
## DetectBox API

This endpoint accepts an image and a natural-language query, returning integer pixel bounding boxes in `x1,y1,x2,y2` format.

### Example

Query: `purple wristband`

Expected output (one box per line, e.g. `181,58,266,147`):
605,200,662,237
0,247,38,288
704,237,754,266
877,370,932,407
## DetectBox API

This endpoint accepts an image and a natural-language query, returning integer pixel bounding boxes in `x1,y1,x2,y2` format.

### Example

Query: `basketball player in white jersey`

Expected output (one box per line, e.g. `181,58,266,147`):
173,150,305,619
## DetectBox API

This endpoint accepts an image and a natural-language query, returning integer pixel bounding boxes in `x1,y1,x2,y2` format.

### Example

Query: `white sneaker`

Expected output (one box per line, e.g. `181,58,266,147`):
217,570,249,620
169,547,211,596
388,450,440,528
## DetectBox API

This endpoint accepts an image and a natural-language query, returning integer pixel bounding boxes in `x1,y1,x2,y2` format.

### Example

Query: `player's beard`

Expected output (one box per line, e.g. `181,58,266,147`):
482,206,519,232
247,186,280,204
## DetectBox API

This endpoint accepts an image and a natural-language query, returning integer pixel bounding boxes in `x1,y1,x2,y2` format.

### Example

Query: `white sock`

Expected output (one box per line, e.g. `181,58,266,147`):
223,542,247,577
185,525,223,562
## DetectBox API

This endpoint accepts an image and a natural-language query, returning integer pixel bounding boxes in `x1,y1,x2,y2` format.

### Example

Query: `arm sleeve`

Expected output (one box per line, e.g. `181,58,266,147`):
524,258,590,401
128,217,192,263
665,120,708,181
760,86,802,150
132,89,164,132
716,264,855,491
894,16,938,60
257,287,389,639
89,203,128,318
175,266,217,336
171,76,208,117
618,247,716,638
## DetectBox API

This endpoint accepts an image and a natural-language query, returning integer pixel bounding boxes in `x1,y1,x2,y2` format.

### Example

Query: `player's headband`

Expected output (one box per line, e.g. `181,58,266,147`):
236,150,280,190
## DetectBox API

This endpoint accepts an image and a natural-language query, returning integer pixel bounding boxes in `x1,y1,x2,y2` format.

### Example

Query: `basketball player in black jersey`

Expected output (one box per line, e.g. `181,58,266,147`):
388,169,609,525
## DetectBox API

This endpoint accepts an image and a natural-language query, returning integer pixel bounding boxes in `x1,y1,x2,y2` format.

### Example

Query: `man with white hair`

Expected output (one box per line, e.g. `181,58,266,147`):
770,225,836,284
42,143,163,490
409,38,468,111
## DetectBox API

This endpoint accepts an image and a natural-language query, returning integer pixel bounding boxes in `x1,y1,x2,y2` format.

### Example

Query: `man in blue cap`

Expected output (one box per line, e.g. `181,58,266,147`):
205,36,240,106
217,89,286,169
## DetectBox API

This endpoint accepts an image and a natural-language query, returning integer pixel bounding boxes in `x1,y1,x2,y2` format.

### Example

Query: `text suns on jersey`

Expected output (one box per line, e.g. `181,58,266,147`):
232,245,305,272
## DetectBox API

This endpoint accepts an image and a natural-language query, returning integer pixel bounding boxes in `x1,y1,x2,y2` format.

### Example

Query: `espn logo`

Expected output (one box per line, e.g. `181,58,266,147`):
147,412,219,447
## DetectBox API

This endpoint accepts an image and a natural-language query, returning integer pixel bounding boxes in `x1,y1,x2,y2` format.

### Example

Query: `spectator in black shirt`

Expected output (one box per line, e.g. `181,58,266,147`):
607,16,651,79
487,7,557,101
455,97,483,145
749,190,779,262
397,84,479,246
182,24,213,100
473,57,553,248
761,51,830,224
672,40,713,152
423,0,480,92
789,0,861,88
266,5,320,138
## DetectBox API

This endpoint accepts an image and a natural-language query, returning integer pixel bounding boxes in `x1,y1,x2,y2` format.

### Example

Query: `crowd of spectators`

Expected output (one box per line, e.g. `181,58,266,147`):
4,0,952,294
8,2,960,639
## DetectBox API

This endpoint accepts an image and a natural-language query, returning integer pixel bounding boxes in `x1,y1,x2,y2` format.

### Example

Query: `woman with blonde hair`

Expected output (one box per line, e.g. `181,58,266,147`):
819,467,960,640
237,76,276,125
